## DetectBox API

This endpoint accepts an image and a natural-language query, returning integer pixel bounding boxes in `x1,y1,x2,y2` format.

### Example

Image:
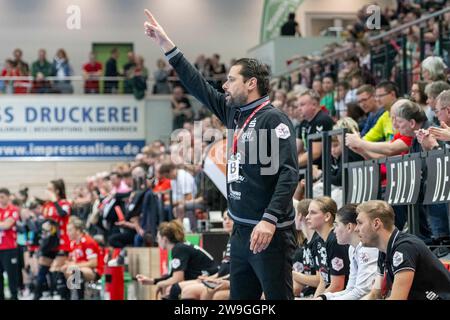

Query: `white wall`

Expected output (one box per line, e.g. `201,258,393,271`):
297,0,396,36
0,0,264,76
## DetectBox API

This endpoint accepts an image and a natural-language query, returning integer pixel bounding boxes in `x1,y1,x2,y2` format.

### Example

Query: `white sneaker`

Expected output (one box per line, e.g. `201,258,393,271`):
107,258,118,267
52,294,62,300
18,289,34,300
39,292,52,300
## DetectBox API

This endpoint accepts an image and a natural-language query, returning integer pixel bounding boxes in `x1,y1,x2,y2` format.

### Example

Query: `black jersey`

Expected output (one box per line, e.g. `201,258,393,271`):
293,232,321,296
166,47,299,230
217,239,231,277
377,229,450,300
170,242,218,280
296,110,334,169
315,230,350,286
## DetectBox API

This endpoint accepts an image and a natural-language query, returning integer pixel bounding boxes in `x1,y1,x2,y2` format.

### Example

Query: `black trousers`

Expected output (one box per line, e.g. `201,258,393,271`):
0,249,19,300
230,223,296,300
108,229,136,248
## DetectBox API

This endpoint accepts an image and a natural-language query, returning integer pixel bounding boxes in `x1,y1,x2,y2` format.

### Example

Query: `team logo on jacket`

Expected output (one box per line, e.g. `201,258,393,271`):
359,252,369,264
275,123,290,139
392,251,403,267
331,257,344,271
171,258,181,269
293,262,304,273
249,119,257,128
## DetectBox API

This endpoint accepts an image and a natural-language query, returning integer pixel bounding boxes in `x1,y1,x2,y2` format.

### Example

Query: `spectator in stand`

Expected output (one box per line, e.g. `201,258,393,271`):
424,81,450,124
273,89,288,110
356,85,384,137
335,81,350,119
297,90,334,169
0,59,17,94
104,48,120,94
51,49,73,94
208,54,227,92
421,56,448,82
312,76,324,99
194,54,210,77
158,160,197,224
123,51,136,94
361,81,398,143
153,58,171,94
411,81,433,122
129,55,149,100
31,49,52,93
171,85,193,130
82,52,103,94
355,40,371,70
320,74,336,117
13,48,29,75
345,71,363,103
280,12,301,37
346,102,367,132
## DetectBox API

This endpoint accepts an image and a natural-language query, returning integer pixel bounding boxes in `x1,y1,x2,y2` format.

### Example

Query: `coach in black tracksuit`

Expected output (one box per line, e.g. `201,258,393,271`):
144,10,299,299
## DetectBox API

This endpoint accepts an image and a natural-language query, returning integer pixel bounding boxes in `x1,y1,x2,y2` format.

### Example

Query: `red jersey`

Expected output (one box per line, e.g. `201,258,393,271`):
83,62,102,90
380,133,414,186
70,233,104,275
42,200,71,252
0,204,20,250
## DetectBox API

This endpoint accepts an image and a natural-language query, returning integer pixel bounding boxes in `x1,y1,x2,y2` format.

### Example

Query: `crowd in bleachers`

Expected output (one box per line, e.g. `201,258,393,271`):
0,48,230,97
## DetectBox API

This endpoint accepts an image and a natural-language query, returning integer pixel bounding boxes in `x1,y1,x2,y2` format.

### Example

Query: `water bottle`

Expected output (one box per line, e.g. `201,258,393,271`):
183,217,191,233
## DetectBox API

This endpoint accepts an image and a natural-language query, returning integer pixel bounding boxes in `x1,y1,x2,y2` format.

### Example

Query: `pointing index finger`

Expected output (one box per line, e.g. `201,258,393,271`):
144,9,158,25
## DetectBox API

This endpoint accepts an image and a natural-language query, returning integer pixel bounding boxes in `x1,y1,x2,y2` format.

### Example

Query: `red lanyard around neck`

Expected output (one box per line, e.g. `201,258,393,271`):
232,100,270,155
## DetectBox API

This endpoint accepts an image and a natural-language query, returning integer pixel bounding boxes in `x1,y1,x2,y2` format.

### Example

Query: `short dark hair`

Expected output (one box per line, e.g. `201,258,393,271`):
0,188,10,196
376,80,399,98
346,55,360,65
336,204,358,225
337,81,350,90
232,58,271,97
158,161,176,176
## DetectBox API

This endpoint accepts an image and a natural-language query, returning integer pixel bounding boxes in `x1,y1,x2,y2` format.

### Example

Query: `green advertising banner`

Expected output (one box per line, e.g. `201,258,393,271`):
260,0,304,43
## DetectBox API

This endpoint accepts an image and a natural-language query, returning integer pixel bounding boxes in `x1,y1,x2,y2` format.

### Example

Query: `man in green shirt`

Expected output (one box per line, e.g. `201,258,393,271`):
320,74,336,117
362,81,398,142
31,49,52,93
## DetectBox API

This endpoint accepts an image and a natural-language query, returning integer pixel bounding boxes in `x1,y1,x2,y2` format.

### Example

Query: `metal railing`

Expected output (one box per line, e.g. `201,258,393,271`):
304,128,450,241
276,6,450,94
0,74,227,95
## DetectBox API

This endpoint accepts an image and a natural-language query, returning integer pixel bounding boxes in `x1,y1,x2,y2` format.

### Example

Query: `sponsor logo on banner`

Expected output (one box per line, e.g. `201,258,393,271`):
424,154,450,204
385,157,421,205
0,96,145,159
347,162,379,204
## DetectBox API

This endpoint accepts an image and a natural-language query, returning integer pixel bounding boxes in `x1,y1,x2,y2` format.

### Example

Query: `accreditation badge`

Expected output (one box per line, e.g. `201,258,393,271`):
227,155,239,183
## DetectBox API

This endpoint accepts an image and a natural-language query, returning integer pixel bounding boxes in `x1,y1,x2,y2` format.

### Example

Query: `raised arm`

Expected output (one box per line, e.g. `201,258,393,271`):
144,9,228,124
